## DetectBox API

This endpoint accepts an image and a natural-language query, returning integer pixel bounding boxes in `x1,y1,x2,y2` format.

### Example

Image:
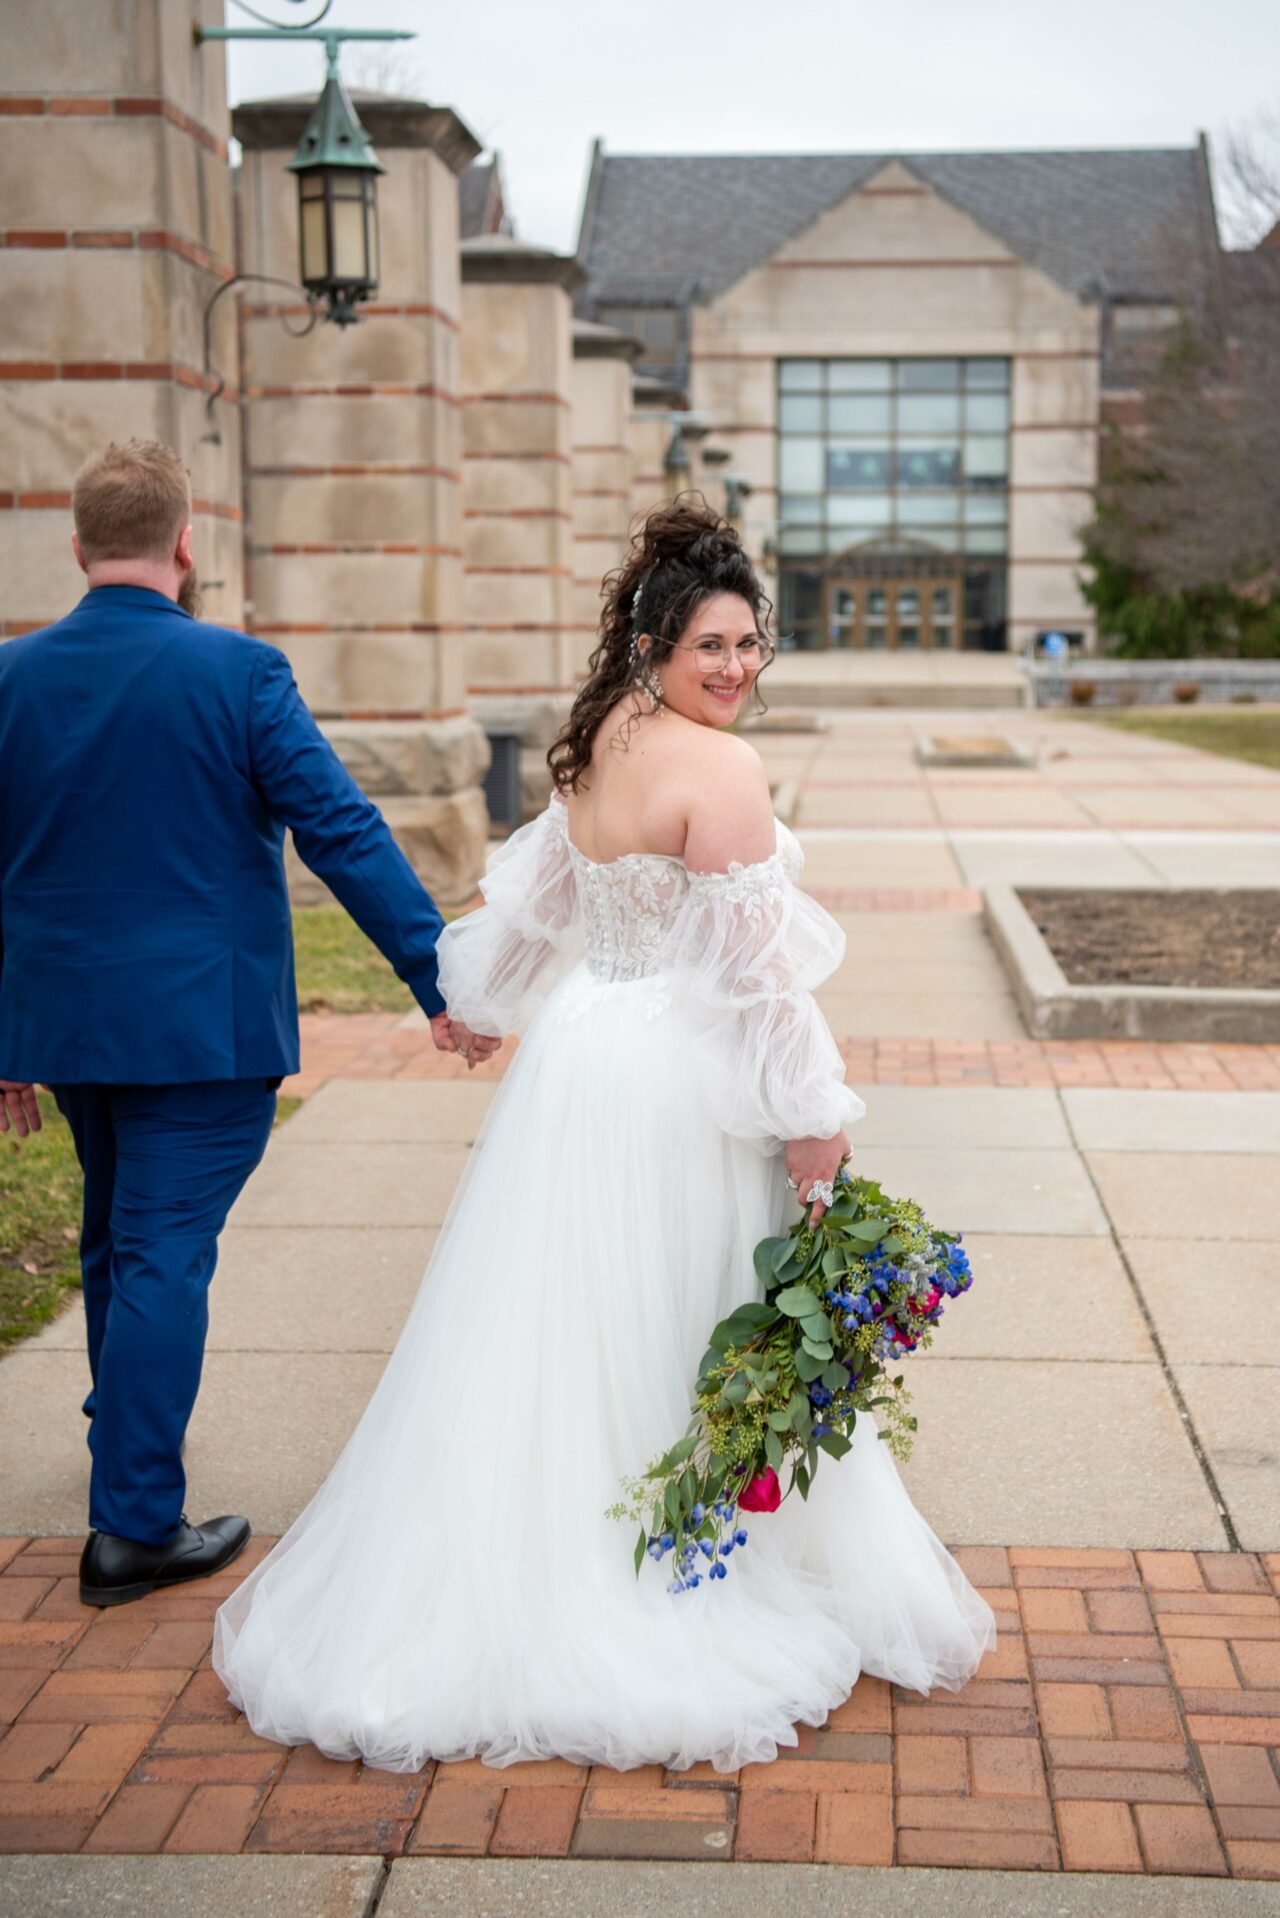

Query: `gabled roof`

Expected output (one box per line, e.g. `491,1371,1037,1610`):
459,155,510,239
577,142,1220,309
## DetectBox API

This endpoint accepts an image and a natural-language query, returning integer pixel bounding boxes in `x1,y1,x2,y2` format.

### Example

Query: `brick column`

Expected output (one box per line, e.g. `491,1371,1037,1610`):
459,237,585,696
234,89,490,902
568,319,639,682
0,0,242,637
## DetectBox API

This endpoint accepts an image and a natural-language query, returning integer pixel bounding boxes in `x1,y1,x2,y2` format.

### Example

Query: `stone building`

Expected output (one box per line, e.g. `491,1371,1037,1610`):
0,0,1232,892
575,140,1223,657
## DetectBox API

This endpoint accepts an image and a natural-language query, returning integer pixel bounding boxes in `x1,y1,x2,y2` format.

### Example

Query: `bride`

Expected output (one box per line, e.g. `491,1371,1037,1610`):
213,497,994,1773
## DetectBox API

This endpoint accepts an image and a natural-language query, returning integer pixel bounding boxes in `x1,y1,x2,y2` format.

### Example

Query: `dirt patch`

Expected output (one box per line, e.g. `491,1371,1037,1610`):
1018,889,1280,990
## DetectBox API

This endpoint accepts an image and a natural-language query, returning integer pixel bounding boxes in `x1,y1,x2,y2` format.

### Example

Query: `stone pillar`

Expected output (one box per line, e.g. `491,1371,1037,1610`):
568,319,639,681
0,0,242,638
234,89,490,904
459,236,585,696
629,381,681,524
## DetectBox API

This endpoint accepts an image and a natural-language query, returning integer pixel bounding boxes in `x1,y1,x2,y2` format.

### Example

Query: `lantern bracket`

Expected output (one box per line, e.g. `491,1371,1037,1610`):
200,273,322,444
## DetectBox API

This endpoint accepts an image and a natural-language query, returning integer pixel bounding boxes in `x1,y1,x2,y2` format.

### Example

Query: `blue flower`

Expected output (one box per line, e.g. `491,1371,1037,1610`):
699,1538,714,1560
812,1421,831,1439
690,1502,706,1525
734,1529,748,1547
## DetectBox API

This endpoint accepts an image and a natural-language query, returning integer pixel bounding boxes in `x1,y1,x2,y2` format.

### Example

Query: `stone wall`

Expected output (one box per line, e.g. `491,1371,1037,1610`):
568,319,639,681
234,90,490,903
459,236,584,696
0,0,243,636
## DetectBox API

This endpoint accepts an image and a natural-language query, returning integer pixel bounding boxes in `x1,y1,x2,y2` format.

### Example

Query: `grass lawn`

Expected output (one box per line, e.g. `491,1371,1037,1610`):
0,1094,83,1354
0,1092,301,1354
292,906,415,1014
1098,707,1280,772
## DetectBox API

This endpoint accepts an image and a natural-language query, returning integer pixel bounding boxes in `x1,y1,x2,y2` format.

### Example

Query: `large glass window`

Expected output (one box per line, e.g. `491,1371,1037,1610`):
776,357,1011,650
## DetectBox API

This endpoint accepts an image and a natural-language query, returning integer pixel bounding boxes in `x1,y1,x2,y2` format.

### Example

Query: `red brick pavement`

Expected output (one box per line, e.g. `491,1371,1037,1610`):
1,1540,1277,1873
284,1015,1280,1101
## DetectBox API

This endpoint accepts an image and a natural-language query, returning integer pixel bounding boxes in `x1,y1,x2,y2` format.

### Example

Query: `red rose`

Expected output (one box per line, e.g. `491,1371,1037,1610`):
738,1467,782,1513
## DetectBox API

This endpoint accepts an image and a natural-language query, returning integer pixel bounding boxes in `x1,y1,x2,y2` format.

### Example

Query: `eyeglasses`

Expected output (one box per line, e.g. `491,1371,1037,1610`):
677,638,776,674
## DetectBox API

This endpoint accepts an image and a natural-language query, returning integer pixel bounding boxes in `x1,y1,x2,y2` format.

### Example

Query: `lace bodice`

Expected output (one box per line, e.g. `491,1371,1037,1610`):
569,846,688,983
435,797,863,1146
562,804,807,986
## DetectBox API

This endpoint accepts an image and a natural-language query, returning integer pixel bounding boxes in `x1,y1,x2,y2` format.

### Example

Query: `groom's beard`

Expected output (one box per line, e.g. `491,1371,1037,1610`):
177,567,203,619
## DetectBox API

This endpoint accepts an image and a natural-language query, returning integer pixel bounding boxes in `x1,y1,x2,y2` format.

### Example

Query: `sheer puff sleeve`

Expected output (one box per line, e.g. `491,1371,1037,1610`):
670,823,865,1151
436,798,581,1038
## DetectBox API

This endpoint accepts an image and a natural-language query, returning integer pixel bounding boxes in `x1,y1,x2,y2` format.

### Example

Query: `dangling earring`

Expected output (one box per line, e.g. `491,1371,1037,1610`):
630,637,664,712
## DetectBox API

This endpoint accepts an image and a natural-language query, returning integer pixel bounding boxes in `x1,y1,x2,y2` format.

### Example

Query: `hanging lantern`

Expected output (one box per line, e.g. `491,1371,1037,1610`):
287,41,384,327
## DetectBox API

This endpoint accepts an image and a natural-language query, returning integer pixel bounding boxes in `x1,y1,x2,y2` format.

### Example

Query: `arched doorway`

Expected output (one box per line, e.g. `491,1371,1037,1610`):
822,538,962,650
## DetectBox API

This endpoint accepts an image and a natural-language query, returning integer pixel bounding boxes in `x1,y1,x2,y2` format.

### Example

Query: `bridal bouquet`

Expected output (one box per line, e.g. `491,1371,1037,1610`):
609,1171,973,1594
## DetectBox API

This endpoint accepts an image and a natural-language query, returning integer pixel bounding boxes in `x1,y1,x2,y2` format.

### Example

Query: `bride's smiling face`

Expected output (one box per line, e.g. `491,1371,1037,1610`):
642,592,765,730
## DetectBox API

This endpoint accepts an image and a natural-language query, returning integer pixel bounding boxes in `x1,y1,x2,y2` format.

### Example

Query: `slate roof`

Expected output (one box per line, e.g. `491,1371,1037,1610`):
459,156,509,239
577,144,1220,310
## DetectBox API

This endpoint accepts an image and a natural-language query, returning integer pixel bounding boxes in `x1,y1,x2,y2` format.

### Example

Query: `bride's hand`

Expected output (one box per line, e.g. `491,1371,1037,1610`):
785,1129,851,1225
448,1019,502,1070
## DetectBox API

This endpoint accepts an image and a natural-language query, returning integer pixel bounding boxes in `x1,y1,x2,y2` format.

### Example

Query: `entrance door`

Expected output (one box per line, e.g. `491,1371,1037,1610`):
824,576,961,649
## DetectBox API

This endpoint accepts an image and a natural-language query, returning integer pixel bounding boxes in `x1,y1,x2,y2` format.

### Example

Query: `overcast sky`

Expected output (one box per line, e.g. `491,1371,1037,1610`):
226,0,1280,251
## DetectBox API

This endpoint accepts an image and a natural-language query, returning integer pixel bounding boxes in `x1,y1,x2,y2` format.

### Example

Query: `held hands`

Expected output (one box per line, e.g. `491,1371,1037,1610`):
785,1128,851,1225
0,1082,43,1141
428,1013,502,1072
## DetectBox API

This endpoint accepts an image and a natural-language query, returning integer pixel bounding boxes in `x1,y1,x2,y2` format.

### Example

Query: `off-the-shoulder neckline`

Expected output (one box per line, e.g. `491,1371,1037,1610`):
555,801,789,881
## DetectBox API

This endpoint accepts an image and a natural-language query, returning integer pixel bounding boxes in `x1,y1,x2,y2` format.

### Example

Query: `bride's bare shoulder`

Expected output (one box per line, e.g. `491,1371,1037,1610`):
679,726,775,873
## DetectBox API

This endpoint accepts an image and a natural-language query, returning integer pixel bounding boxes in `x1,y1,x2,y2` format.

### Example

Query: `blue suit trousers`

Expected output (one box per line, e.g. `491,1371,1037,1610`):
51,1081,276,1545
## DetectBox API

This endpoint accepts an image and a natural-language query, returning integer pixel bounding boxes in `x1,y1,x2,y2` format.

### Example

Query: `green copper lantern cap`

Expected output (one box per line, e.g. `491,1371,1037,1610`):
287,39,384,176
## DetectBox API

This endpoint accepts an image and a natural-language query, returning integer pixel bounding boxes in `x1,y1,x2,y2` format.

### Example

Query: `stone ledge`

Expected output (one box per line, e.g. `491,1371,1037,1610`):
985,884,1280,1042
1025,660,1280,709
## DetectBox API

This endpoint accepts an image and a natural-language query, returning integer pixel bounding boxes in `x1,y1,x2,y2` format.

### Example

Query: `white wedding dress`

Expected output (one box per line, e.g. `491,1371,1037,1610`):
213,800,994,1773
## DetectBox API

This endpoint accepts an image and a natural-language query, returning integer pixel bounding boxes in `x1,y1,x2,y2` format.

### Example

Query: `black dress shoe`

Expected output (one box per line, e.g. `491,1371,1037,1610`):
79,1514,251,1608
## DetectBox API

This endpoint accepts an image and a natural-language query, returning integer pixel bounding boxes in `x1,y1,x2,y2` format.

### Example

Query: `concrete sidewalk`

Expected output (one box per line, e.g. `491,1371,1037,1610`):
3,1076,1275,1552
3,1856,1278,1918
1,702,1276,1894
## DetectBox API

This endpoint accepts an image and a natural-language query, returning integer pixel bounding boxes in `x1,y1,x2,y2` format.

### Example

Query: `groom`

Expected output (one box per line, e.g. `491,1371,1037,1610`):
0,439,481,1607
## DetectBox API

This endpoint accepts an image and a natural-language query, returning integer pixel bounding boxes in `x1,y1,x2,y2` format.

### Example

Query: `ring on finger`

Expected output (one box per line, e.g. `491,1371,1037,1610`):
806,1179,835,1207
785,1175,799,1191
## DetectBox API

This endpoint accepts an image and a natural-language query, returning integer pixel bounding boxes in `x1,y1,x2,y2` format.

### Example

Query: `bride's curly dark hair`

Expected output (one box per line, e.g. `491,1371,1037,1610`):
548,492,775,794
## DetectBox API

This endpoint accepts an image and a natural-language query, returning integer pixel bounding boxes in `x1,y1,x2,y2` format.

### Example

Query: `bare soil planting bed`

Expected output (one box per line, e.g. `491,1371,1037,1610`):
1019,888,1280,991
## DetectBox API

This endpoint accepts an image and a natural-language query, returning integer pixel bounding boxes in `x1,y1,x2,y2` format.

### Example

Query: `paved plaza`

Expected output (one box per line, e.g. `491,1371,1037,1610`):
1,707,1277,1901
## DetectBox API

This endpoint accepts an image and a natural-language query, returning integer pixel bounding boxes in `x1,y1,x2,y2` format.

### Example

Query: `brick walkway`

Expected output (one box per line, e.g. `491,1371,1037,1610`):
284,1015,1280,1100
1,1539,1276,1876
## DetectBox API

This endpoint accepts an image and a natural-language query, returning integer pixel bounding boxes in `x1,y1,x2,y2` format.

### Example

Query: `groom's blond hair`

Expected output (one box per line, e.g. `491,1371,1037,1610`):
73,440,192,564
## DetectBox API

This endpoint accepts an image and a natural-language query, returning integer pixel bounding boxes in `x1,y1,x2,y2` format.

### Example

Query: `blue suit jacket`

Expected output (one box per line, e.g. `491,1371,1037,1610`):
0,585,447,1084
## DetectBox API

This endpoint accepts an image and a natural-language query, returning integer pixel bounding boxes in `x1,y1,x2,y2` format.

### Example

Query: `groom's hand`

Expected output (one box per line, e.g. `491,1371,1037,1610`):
429,1013,460,1055
0,1082,42,1140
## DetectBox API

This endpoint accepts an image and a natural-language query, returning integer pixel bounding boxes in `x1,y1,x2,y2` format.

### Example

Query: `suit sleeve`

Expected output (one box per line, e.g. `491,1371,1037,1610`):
247,645,447,1019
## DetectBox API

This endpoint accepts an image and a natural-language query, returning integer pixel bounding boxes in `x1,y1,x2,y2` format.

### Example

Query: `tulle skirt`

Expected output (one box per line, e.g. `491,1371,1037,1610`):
213,963,995,1773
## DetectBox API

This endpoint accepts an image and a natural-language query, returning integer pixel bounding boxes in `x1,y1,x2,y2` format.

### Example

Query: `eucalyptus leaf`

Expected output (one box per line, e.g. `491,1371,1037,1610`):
663,1482,680,1525
775,1284,820,1318
764,1426,784,1471
793,1348,826,1382
795,1462,811,1501
634,1527,648,1576
800,1339,834,1363
721,1372,750,1406
771,1236,800,1276
755,1238,788,1286
817,1432,853,1460
821,1362,849,1391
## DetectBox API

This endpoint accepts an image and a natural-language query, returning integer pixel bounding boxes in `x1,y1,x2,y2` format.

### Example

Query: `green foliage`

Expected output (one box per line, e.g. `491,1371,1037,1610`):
1079,320,1280,659
1081,523,1280,660
608,1174,974,1589
0,1095,84,1352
